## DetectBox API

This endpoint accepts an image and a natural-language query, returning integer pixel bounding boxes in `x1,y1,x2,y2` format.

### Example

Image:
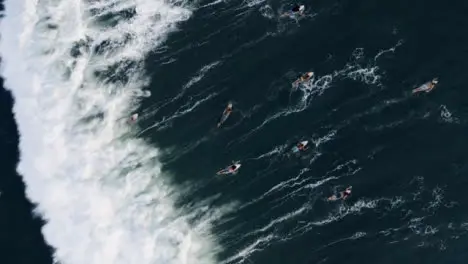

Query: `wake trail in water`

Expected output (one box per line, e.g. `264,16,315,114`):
0,0,234,264
139,91,219,134
226,46,385,147
143,60,222,119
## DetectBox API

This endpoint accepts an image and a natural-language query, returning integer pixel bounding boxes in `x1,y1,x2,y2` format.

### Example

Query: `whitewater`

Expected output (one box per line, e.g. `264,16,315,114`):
0,0,226,263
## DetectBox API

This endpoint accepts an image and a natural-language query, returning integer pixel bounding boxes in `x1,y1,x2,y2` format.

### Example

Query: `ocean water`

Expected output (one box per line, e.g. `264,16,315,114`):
2,0,468,264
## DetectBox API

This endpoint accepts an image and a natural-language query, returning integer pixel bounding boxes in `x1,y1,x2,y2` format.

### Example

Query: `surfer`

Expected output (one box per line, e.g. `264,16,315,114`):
217,103,233,128
412,78,438,94
327,186,352,201
297,142,307,151
291,140,309,153
217,161,241,175
282,4,306,18
292,72,314,89
129,113,138,124
292,4,305,15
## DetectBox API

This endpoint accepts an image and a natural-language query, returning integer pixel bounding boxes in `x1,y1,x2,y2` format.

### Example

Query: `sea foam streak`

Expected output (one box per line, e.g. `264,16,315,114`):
0,0,223,263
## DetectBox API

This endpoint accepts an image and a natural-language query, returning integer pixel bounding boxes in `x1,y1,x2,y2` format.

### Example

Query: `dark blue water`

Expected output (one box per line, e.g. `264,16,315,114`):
141,0,468,263
0,82,54,263
3,0,468,263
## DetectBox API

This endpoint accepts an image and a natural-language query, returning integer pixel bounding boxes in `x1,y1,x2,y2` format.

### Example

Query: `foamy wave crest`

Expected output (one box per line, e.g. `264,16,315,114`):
0,0,225,264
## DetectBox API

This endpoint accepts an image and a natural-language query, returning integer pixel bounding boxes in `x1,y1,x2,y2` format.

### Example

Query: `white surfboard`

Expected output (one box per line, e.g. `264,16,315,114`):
216,163,241,175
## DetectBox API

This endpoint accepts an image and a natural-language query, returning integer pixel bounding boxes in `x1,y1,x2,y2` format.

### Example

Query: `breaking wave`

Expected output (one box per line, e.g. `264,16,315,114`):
0,0,228,263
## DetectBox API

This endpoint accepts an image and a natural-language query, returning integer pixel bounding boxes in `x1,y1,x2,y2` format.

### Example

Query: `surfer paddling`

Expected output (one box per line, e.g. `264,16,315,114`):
218,103,233,128
327,186,352,201
128,113,138,124
292,72,314,89
412,78,438,94
291,140,309,153
282,4,306,18
216,161,241,175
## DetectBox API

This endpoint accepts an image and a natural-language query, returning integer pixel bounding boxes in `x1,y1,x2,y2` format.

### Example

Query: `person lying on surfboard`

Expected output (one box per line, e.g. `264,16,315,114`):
291,140,309,153
327,186,352,201
128,113,138,124
412,78,438,94
217,103,233,128
216,161,241,175
282,4,306,18
291,4,305,15
292,72,314,89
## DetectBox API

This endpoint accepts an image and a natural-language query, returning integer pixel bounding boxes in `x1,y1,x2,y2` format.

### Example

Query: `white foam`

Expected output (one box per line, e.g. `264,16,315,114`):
183,61,221,90
0,0,226,263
